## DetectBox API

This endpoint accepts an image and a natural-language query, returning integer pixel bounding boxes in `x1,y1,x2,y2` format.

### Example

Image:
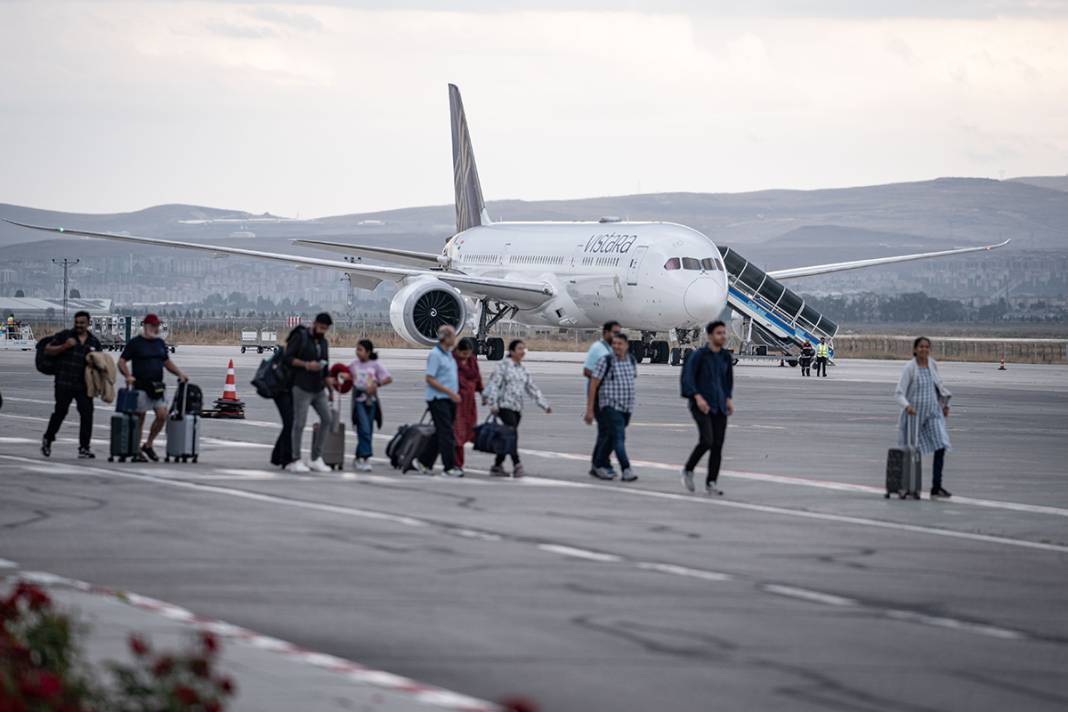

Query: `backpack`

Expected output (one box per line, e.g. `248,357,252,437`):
251,347,289,399
35,335,60,376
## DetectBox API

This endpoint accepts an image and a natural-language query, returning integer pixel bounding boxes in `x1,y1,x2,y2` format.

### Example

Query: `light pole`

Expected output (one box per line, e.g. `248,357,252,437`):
52,258,80,321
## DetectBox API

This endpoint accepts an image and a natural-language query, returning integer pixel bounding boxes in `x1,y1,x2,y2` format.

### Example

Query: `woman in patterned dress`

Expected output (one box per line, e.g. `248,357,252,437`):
895,336,953,498
483,339,552,477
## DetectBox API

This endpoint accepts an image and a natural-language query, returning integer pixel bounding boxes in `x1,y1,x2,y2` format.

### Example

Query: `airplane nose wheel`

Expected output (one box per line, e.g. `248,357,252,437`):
481,337,505,361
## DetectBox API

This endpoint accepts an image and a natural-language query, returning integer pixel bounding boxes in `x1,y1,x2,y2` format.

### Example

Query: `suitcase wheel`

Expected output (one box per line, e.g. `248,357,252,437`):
899,492,907,499
182,456,189,463
884,492,890,499
108,456,114,462
192,455,198,463
165,456,170,463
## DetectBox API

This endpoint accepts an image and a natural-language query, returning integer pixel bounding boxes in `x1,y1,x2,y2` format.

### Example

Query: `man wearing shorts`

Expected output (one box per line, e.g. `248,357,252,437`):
118,314,188,462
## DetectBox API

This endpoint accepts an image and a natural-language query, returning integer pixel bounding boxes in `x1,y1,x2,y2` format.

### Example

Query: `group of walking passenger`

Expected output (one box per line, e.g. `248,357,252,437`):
37,309,952,499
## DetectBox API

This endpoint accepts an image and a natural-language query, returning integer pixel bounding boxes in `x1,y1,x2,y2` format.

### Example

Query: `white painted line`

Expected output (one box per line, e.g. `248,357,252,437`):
0,559,18,569
762,584,858,607
456,529,503,542
635,562,732,582
537,544,623,563
5,571,497,711
883,609,1025,640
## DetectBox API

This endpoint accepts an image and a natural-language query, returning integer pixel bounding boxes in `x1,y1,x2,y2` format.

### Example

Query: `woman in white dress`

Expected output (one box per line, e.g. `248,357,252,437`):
894,336,953,498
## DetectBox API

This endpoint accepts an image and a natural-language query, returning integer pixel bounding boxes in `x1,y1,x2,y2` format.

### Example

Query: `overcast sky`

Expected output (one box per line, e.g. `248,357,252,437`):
1,1,1066,217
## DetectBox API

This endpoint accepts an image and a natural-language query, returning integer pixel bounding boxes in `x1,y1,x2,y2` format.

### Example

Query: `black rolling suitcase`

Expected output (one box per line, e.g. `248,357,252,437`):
886,414,922,499
313,395,346,470
387,410,434,473
165,381,201,463
109,412,138,462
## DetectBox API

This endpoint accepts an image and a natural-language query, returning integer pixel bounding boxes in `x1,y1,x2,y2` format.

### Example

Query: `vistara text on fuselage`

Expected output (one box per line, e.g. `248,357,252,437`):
444,220,728,332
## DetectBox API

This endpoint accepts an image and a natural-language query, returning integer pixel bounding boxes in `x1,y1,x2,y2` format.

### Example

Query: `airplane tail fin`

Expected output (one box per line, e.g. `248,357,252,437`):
449,83,490,234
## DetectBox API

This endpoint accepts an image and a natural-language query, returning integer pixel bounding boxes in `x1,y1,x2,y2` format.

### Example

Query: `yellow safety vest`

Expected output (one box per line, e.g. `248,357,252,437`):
816,343,829,358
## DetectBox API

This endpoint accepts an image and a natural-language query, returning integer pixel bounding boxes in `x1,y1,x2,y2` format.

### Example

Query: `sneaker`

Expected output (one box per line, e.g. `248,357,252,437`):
414,462,433,475
78,447,95,459
443,468,464,478
131,453,149,463
931,487,953,498
621,468,637,482
285,460,311,473
358,458,373,472
41,437,51,458
705,481,723,496
141,444,159,462
681,469,695,493
308,457,331,473
489,464,509,477
590,467,616,481
512,464,526,478
352,456,361,470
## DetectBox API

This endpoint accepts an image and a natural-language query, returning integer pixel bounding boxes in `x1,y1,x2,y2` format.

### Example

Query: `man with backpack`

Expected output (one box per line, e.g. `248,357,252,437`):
283,313,336,473
118,314,188,463
584,332,638,482
40,310,102,459
680,320,734,496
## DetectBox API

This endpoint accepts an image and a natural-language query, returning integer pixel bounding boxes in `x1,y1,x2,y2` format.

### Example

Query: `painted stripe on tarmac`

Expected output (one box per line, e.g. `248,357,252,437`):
635,562,733,582
762,584,857,607
537,544,624,563
0,559,18,569
5,571,498,711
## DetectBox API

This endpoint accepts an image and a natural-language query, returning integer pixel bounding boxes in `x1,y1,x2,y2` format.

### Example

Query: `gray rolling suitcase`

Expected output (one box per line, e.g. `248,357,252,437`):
313,396,346,470
165,381,200,463
885,414,921,499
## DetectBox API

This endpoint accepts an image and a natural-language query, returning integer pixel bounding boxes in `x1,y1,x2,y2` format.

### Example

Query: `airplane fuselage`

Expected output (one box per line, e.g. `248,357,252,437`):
443,220,729,333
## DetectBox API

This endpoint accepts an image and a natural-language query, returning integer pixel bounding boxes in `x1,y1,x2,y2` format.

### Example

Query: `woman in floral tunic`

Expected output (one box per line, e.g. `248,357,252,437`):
895,336,953,497
483,339,552,477
452,338,483,470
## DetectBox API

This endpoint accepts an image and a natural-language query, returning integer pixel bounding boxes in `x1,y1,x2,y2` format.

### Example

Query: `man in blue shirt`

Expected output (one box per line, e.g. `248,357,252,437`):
679,320,734,496
582,320,621,477
118,314,188,463
417,324,463,477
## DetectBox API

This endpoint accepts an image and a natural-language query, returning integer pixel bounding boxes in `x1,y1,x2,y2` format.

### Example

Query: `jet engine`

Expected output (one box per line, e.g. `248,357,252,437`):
389,279,467,347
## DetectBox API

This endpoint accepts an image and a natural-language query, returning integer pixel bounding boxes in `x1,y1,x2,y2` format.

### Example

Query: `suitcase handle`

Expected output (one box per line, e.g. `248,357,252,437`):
906,412,918,448
172,380,186,420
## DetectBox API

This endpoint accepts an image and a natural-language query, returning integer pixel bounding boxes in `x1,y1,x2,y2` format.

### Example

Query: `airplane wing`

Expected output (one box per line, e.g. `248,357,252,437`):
3,220,554,307
292,239,446,269
767,240,1010,281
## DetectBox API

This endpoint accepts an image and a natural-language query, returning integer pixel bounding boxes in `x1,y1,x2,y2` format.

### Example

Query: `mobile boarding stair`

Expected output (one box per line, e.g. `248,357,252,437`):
718,246,838,365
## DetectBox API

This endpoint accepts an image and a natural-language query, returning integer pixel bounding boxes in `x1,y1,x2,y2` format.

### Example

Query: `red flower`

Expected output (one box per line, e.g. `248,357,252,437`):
499,697,539,712
152,656,175,677
204,702,222,712
173,686,199,705
217,677,235,695
128,634,150,657
199,631,218,654
18,671,63,699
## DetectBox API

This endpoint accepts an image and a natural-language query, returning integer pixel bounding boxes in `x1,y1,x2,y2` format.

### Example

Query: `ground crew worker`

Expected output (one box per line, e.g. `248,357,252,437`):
814,337,830,377
798,342,815,377
5,315,15,339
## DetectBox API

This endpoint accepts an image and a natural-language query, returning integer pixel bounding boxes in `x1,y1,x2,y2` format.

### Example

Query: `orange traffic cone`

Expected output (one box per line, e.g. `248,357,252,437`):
207,359,245,418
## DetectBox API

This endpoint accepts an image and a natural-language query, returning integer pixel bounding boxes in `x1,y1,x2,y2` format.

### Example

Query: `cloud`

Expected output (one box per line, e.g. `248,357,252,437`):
202,18,278,38
249,6,324,32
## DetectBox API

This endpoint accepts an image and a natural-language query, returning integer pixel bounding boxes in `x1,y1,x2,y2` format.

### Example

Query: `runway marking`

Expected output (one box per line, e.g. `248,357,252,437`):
0,559,17,569
635,562,732,582
4,571,498,711
762,584,857,607
537,544,623,563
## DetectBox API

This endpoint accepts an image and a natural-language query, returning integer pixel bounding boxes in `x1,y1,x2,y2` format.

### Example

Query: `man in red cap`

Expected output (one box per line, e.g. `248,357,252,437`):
118,314,188,462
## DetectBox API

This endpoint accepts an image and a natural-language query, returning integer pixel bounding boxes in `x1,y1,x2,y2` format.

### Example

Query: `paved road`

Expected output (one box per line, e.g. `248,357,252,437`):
2,346,1067,711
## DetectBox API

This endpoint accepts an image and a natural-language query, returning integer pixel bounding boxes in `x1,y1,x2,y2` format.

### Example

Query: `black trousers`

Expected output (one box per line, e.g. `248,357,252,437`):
271,390,294,466
44,385,93,449
684,402,728,485
799,358,812,376
814,357,828,377
932,448,946,489
494,408,522,466
420,399,457,471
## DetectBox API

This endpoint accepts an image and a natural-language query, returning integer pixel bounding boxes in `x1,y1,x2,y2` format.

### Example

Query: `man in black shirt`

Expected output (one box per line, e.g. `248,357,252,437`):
118,313,188,462
42,311,102,458
283,313,336,473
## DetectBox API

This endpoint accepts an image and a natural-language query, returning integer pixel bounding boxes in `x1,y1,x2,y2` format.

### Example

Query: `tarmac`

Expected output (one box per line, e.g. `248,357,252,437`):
2,345,1067,711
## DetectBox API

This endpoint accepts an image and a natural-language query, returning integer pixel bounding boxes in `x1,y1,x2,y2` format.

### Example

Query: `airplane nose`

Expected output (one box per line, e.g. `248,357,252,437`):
684,277,727,321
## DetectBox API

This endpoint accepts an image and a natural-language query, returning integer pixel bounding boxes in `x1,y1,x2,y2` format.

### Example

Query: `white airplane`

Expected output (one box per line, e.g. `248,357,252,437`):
6,84,1008,363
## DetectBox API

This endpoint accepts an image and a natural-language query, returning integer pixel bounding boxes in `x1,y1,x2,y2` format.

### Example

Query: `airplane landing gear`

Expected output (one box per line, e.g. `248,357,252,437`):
475,299,515,361
633,331,670,364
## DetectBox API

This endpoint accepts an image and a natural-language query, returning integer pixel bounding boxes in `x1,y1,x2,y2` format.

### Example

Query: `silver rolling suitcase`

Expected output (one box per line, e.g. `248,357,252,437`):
885,414,921,499
165,381,200,464
313,395,346,470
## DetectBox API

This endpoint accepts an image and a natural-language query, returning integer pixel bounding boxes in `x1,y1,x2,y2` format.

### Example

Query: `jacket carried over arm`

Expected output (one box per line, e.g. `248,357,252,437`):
84,351,117,403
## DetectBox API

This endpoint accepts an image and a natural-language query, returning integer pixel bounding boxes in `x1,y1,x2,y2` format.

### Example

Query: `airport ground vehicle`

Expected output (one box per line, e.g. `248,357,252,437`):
240,328,278,354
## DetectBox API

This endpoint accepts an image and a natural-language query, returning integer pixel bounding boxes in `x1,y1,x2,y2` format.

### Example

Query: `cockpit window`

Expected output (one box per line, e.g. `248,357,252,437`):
701,257,723,271
664,257,681,271
682,257,701,270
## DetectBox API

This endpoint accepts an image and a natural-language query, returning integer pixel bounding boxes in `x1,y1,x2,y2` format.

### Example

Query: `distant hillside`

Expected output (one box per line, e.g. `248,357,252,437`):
3,176,1067,259
1009,175,1068,193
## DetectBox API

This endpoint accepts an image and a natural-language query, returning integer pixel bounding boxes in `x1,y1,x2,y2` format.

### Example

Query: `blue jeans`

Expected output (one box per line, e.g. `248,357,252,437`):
594,406,631,471
352,399,375,458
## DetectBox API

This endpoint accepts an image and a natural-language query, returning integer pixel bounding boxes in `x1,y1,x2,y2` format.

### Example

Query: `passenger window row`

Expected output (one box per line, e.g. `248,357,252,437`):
663,256,724,272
